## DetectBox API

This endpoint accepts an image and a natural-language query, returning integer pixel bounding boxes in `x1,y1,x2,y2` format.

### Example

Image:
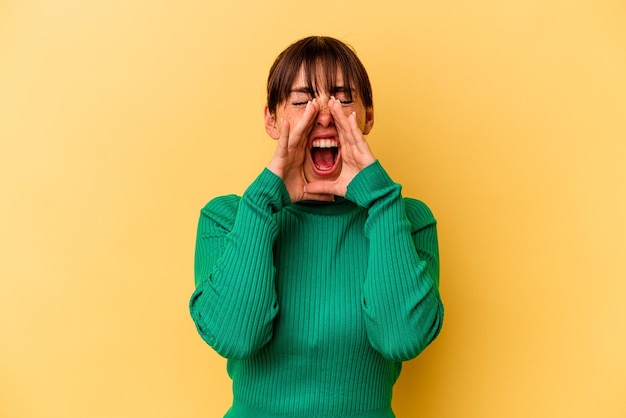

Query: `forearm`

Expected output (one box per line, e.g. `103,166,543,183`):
346,161,444,361
190,169,290,359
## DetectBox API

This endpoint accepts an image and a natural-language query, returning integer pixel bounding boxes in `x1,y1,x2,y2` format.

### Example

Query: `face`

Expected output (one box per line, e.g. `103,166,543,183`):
265,66,374,183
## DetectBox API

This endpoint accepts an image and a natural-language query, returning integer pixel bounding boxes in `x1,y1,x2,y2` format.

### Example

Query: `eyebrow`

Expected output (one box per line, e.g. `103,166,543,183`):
289,87,315,95
330,86,354,94
289,86,354,95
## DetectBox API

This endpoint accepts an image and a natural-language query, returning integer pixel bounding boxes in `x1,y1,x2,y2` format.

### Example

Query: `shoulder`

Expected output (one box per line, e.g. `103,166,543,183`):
199,194,241,231
403,198,437,231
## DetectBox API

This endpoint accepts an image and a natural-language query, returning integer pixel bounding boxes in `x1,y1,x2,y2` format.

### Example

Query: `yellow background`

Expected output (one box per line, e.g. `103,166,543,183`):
1,0,625,417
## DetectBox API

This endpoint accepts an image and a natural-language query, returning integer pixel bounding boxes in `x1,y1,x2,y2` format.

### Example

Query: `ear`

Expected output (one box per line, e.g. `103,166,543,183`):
264,105,280,140
362,106,374,135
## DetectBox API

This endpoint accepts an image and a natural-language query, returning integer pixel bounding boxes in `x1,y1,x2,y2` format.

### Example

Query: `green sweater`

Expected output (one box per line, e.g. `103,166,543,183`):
190,161,444,418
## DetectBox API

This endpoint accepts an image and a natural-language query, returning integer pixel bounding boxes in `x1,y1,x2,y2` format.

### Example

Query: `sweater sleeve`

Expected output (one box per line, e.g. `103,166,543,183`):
346,161,444,362
189,169,290,360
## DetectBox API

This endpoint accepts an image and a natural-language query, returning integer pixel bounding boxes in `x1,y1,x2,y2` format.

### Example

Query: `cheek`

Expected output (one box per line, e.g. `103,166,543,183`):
346,108,367,131
280,108,305,131
339,100,368,128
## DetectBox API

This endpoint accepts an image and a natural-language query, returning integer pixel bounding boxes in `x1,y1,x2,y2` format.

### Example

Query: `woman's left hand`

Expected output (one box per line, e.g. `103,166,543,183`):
304,97,376,197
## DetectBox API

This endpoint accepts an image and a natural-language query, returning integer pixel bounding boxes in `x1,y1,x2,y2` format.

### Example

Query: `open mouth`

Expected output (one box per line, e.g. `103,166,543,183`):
310,138,340,174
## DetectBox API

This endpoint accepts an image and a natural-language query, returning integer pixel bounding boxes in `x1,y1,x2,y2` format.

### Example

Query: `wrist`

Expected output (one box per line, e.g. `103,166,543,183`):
345,160,399,208
266,160,284,179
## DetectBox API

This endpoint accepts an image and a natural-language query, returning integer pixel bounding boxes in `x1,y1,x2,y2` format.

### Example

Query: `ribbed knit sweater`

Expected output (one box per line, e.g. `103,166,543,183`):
190,161,444,418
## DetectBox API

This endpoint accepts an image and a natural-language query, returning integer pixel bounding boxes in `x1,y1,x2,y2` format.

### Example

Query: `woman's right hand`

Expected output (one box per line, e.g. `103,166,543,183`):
266,100,334,202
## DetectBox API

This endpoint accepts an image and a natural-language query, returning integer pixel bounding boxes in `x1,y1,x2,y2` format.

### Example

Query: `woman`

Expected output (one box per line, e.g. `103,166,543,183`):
190,36,444,418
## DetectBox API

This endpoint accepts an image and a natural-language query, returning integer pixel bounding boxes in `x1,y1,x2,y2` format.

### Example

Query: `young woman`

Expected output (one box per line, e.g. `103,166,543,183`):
190,36,444,418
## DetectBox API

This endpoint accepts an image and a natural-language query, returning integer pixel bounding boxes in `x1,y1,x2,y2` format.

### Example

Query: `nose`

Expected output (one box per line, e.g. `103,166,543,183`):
315,98,334,127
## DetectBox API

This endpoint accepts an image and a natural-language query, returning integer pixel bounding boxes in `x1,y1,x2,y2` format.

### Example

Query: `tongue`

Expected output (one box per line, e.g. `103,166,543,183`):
312,148,336,170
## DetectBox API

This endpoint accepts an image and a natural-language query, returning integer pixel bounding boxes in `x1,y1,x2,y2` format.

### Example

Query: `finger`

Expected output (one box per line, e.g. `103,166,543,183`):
328,104,376,172
348,112,375,157
328,97,352,140
347,111,361,136
304,179,347,198
328,98,365,150
342,109,366,144
328,97,373,146
302,191,335,202
275,118,290,157
290,99,319,147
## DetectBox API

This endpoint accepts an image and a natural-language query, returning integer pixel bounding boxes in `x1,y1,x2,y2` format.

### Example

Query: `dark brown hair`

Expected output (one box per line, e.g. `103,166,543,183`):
266,36,373,115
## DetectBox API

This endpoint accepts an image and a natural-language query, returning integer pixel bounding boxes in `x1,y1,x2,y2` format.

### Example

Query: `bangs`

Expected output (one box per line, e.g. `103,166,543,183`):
267,36,373,114
300,54,352,101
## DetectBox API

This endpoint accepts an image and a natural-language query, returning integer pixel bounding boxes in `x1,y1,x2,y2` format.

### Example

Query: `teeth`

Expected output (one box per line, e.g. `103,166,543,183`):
312,139,338,148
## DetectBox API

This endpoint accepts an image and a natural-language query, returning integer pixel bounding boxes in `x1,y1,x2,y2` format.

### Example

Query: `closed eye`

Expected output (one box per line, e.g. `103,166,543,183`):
289,88,314,107
332,87,355,105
